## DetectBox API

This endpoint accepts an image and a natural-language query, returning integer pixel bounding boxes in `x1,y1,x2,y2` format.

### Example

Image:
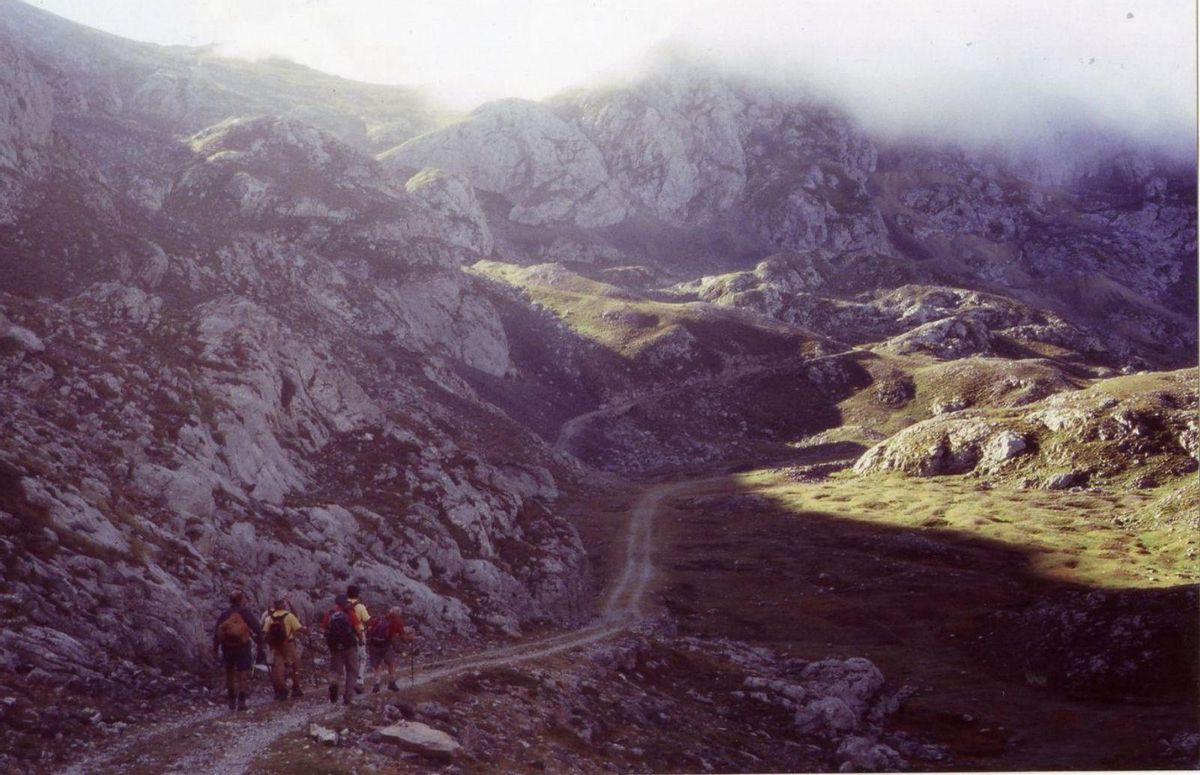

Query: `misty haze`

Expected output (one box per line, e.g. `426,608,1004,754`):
0,0,1196,772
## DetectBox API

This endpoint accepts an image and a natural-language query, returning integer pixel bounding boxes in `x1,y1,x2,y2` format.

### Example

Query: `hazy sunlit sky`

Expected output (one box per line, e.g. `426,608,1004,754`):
28,0,1198,149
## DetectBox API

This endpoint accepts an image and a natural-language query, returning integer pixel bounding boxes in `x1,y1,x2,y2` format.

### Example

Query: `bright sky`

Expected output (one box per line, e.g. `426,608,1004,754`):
28,0,1199,149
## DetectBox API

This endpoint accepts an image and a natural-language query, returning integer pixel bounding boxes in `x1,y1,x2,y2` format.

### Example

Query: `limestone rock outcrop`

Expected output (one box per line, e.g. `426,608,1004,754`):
382,99,627,228
853,369,1198,485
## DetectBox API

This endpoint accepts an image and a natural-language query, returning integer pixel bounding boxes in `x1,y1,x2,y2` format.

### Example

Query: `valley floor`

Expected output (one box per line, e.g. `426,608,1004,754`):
53,447,1197,773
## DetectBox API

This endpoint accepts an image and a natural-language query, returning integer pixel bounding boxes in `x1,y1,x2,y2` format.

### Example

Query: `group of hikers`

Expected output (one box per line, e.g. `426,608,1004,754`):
212,585,415,711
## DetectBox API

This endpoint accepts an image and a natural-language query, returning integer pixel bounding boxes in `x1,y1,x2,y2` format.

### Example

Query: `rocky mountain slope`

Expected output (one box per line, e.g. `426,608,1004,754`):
0,2,591,753
0,0,439,153
384,59,1195,369
0,0,1196,770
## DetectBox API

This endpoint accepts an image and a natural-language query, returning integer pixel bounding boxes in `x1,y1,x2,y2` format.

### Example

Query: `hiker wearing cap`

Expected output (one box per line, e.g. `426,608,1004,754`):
321,594,362,706
261,598,304,701
367,607,416,693
212,590,263,711
346,584,370,688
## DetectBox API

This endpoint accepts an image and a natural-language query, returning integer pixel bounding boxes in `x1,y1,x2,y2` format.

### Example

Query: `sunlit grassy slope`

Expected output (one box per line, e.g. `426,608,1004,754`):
736,469,1197,589
472,260,826,361
834,351,1086,438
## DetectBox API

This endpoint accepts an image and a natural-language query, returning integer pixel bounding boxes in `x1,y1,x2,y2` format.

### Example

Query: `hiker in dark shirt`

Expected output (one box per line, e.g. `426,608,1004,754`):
212,589,263,711
322,594,362,706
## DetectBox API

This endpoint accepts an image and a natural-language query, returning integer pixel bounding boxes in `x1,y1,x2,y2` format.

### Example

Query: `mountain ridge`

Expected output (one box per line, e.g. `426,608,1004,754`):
0,1,1195,770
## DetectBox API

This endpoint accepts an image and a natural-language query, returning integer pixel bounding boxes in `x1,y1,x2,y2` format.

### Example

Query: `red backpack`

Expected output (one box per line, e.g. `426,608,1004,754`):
367,617,391,648
217,611,251,650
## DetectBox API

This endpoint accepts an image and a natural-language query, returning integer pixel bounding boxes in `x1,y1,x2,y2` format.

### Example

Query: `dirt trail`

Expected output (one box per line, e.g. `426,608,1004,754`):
58,482,682,775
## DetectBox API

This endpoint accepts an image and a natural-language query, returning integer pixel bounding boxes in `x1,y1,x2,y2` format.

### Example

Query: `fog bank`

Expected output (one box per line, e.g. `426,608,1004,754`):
30,0,1198,157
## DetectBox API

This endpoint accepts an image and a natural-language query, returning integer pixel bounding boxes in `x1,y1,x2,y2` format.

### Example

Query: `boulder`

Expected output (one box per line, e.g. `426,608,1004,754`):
836,736,902,772
981,430,1027,466
377,721,462,761
1044,471,1085,490
0,314,44,353
309,724,338,746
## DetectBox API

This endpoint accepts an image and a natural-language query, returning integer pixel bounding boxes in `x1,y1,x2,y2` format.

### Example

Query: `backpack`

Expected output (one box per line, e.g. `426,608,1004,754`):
367,617,391,648
217,611,252,650
325,609,357,652
266,612,289,648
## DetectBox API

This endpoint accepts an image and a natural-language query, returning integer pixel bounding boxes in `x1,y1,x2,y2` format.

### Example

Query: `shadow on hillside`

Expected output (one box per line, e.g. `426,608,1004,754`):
561,355,876,472
656,472,1199,769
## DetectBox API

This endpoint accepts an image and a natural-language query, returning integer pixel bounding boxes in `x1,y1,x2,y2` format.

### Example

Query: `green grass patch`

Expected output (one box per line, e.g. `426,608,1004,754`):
735,469,1196,588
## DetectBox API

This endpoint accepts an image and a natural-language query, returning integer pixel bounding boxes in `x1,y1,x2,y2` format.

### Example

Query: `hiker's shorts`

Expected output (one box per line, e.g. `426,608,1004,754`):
367,642,395,669
271,640,300,666
221,644,253,672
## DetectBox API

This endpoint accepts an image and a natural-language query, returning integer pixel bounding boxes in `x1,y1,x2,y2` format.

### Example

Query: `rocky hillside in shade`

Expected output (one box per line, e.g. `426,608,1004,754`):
0,0,595,736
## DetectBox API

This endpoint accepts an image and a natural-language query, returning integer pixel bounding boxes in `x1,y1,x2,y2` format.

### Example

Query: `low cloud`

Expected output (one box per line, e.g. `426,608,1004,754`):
34,0,1198,159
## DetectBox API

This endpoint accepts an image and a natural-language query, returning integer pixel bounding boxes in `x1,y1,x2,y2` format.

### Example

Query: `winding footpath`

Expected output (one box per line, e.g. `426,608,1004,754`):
59,482,683,775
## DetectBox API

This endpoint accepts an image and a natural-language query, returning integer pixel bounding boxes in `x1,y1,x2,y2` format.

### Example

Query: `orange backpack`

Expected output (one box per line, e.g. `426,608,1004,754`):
217,611,252,650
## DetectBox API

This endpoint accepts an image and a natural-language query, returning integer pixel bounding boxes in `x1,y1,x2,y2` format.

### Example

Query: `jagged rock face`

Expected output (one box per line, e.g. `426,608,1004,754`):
174,116,395,229
160,115,513,376
739,99,885,253
382,99,627,228
0,38,53,171
875,145,1197,364
557,71,885,246
388,72,888,256
404,167,494,255
559,73,748,224
0,37,54,224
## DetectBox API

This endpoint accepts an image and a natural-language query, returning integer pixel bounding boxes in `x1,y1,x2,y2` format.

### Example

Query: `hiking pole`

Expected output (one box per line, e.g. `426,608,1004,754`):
409,643,415,687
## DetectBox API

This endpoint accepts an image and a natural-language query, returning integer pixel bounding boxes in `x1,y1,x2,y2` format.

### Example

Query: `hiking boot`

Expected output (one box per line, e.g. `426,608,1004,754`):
291,686,303,699
274,689,288,701
372,683,381,694
236,693,248,711
227,691,237,710
387,681,399,692
329,684,339,705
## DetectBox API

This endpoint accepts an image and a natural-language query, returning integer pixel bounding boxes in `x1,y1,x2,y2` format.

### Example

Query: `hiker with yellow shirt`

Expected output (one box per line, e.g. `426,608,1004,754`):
347,584,370,688
261,599,304,701
212,589,262,711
